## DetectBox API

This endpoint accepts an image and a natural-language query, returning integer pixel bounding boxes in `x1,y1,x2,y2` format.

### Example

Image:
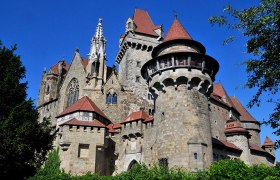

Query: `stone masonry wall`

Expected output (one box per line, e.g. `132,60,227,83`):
226,135,250,164
118,33,160,100
59,125,110,175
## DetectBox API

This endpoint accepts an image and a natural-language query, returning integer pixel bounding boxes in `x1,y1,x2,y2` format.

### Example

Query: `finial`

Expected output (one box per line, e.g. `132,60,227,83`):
75,48,79,53
173,10,178,19
43,67,46,72
98,18,102,24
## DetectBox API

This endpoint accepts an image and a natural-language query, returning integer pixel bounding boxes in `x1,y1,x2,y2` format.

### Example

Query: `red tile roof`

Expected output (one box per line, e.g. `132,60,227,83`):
251,142,275,159
107,123,121,133
81,57,88,68
212,83,236,109
212,137,241,151
163,18,192,42
249,143,266,152
230,96,258,123
224,121,248,134
122,110,154,123
50,60,69,75
61,118,106,127
133,9,159,37
263,136,275,146
56,96,109,119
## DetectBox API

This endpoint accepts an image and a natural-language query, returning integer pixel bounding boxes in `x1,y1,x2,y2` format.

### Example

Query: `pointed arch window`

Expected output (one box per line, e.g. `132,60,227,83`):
106,92,117,104
46,84,51,95
66,78,79,107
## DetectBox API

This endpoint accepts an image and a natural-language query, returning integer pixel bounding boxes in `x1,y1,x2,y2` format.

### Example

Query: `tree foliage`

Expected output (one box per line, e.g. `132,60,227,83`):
31,157,280,180
209,0,280,147
0,41,56,179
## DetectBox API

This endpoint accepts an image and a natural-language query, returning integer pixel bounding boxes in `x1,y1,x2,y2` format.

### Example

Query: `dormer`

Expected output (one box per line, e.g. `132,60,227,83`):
125,17,136,33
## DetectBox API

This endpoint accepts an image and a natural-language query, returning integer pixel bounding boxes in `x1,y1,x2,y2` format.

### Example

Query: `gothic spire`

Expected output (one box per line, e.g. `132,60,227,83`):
89,18,106,61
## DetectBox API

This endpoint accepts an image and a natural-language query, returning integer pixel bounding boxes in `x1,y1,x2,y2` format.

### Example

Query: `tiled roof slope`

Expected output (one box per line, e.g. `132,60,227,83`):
56,96,109,119
107,123,121,133
263,136,275,146
133,9,159,37
122,110,153,123
230,96,259,123
61,118,106,127
212,137,241,151
164,18,192,42
212,83,236,109
249,143,266,153
50,60,69,75
81,57,89,68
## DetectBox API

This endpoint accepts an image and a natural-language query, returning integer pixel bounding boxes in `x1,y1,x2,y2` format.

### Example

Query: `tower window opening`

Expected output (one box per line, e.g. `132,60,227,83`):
136,76,140,83
194,153,198,160
159,158,168,167
106,92,117,104
46,84,50,95
136,61,141,67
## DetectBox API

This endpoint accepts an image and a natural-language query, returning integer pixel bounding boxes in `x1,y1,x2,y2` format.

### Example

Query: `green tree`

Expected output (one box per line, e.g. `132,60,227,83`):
209,0,280,147
0,41,56,179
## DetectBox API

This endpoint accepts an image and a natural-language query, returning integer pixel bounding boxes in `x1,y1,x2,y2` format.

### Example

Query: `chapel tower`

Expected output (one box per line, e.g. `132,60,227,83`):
141,18,219,170
86,18,107,90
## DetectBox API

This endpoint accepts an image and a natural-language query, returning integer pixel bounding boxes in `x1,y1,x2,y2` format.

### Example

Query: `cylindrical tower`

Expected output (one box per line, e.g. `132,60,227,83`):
141,19,219,170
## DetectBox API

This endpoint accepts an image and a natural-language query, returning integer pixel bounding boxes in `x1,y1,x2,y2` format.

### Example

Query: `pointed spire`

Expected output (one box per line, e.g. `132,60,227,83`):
94,18,105,41
89,18,106,61
164,18,192,42
263,136,275,146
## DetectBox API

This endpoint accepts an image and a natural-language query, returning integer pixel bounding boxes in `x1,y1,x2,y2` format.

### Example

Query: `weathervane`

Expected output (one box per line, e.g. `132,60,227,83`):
173,10,178,19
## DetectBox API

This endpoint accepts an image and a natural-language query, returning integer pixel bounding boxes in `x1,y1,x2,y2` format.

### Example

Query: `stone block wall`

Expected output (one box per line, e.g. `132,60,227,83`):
58,125,111,175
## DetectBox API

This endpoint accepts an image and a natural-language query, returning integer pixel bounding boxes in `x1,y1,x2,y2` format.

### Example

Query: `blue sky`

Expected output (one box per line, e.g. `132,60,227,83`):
1,0,279,161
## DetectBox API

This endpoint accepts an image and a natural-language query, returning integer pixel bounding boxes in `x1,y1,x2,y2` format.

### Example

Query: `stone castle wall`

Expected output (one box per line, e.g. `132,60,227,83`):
58,125,111,175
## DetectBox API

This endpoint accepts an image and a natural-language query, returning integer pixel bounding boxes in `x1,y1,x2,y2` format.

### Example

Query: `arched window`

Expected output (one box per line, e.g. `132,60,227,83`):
106,92,117,104
46,84,50,95
66,78,79,107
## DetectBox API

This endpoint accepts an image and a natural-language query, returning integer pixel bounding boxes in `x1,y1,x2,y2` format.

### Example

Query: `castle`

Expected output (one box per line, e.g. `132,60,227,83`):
37,9,276,175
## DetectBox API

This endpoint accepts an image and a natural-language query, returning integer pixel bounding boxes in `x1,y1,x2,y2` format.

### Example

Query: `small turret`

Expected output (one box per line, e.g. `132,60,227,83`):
224,120,250,164
262,136,275,156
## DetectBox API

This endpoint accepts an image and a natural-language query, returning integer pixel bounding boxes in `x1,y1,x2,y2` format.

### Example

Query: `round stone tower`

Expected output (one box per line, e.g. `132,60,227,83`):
141,18,219,170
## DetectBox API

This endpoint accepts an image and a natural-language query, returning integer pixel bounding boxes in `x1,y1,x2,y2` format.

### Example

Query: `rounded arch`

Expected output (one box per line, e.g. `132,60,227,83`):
152,82,161,91
128,160,139,171
66,78,79,107
189,77,202,90
200,80,211,94
176,76,188,88
162,78,174,87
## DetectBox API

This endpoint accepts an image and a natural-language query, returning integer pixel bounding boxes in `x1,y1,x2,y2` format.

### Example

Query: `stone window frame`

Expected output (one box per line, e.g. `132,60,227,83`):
106,91,118,105
78,144,90,158
194,152,198,160
66,78,79,107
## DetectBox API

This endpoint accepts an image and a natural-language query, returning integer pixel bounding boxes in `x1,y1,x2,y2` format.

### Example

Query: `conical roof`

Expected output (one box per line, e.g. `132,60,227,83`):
164,18,192,42
263,136,275,146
